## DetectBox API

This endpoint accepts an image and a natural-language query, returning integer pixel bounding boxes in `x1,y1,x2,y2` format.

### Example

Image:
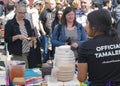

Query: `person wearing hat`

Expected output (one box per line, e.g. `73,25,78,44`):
30,0,42,38
31,0,46,38
32,0,42,5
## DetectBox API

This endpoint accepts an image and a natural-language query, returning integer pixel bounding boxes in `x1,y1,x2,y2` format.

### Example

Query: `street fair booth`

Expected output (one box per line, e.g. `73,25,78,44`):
0,45,90,86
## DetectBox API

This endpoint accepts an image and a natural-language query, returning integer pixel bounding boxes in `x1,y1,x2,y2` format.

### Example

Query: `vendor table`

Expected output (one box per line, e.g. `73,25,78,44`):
46,75,80,86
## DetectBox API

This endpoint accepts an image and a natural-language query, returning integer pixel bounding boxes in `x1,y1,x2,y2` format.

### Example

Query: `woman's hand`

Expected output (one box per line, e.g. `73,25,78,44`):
28,37,37,48
71,42,78,49
18,35,27,40
26,37,32,41
12,34,27,41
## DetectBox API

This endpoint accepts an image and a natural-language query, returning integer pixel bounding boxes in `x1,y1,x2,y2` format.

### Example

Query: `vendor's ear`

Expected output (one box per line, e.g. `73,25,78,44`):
91,27,96,35
91,27,95,30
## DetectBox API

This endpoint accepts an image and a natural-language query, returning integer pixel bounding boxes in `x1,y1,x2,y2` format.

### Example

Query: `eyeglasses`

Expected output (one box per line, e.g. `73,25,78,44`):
39,4,42,6
66,13,75,17
58,13,63,15
18,12,26,14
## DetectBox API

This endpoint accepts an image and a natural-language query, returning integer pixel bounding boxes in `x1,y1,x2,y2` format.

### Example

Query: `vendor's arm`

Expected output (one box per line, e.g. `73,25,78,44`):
77,63,88,82
77,42,89,82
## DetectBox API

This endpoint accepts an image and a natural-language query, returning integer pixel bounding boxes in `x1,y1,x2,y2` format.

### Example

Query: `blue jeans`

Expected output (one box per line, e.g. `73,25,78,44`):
41,35,49,63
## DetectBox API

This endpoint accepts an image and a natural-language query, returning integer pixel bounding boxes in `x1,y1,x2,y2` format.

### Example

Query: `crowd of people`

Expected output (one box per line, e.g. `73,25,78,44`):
1,0,120,85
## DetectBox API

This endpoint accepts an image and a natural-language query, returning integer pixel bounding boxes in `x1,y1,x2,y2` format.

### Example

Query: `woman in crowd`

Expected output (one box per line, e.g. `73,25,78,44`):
77,9,120,86
5,3,34,68
51,8,63,32
51,7,87,60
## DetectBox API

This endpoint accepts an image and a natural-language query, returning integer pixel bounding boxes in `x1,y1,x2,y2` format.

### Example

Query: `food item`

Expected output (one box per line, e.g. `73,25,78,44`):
52,45,75,81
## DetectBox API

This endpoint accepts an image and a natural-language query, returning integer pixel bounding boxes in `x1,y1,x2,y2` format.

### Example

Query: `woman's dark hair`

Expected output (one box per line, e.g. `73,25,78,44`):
103,0,110,6
92,1,102,9
61,7,76,26
87,9,118,38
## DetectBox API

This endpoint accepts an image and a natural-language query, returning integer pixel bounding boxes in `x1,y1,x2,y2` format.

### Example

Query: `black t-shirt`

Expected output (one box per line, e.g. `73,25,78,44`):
39,9,56,35
78,34,120,86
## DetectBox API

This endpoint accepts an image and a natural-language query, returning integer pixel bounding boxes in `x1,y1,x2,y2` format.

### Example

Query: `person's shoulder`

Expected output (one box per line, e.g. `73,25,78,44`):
5,18,15,28
6,17,15,24
76,22,84,29
41,9,48,14
24,19,30,24
76,22,82,26
40,9,47,18
81,38,99,48
54,24,61,29
30,8,38,14
80,38,98,51
80,39,90,49
53,24,63,32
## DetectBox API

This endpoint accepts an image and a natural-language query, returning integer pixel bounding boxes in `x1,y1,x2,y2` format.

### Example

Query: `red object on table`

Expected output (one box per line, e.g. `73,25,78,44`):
9,65,25,81
1,25,4,38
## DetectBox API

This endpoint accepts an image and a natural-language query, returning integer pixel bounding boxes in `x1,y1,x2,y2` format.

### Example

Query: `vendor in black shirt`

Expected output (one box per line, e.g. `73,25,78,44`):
77,9,120,86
